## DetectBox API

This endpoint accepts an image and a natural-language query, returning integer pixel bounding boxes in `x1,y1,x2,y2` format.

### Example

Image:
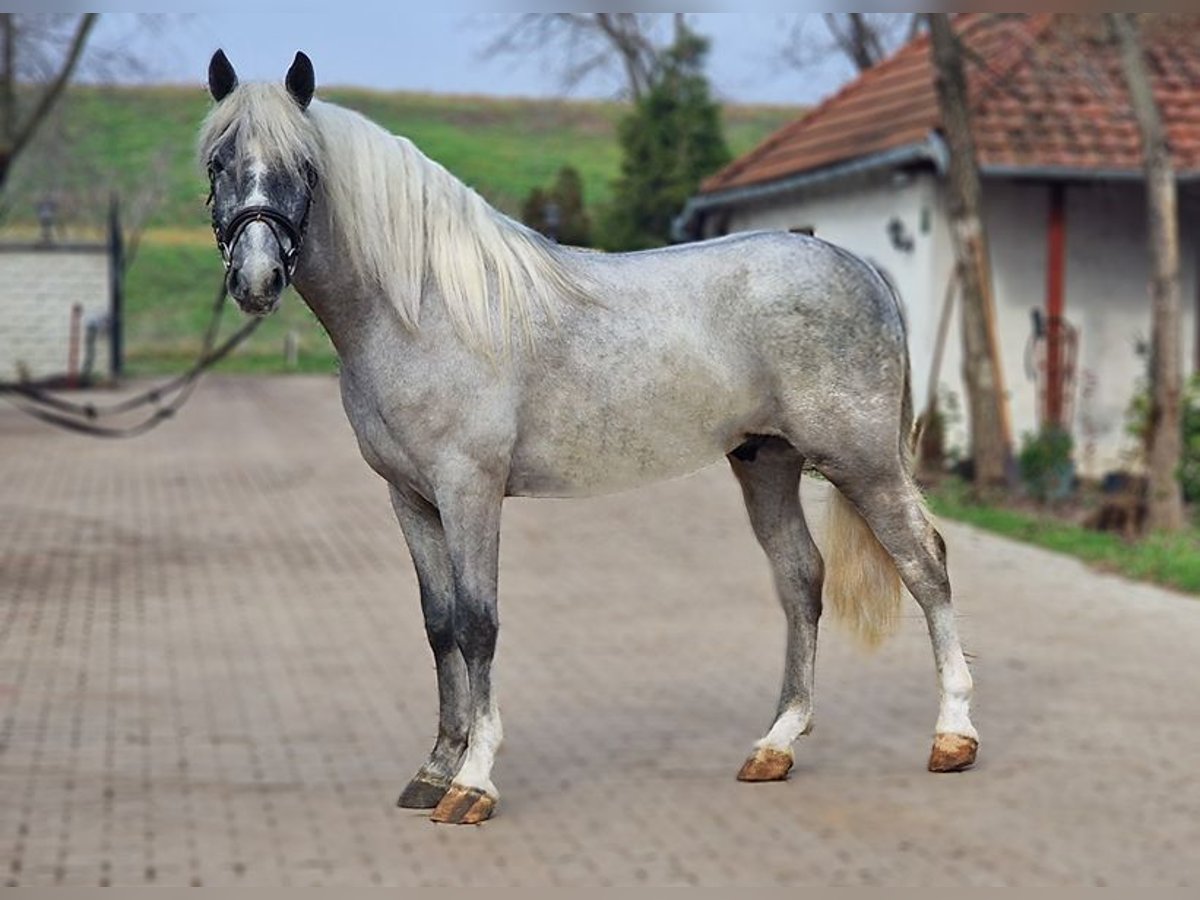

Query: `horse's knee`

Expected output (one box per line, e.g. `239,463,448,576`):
453,597,498,661
420,592,457,655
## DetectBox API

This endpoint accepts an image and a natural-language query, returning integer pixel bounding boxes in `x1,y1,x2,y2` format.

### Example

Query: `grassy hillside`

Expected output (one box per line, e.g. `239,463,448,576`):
8,84,797,231
4,85,801,374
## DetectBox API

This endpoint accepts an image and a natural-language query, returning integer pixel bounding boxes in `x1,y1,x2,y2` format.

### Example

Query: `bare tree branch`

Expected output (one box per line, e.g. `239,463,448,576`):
822,13,886,72
778,13,915,76
8,13,95,163
478,13,675,101
0,13,97,193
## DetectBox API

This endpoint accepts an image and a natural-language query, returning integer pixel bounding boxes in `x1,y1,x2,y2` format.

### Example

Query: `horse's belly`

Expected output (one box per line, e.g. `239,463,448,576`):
508,438,727,498
507,397,760,498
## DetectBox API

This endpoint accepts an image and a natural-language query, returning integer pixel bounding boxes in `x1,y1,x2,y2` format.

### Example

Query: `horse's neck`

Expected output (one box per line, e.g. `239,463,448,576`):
290,211,401,362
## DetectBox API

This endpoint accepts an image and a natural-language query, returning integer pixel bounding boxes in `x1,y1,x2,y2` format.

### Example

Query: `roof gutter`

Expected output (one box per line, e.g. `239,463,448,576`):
981,163,1200,182
672,131,950,242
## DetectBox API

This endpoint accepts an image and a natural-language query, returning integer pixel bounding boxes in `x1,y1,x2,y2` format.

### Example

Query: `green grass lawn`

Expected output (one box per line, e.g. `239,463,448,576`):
927,478,1200,596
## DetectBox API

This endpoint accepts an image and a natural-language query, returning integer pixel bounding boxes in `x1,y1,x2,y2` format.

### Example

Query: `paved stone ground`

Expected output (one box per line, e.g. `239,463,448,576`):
1,376,1198,886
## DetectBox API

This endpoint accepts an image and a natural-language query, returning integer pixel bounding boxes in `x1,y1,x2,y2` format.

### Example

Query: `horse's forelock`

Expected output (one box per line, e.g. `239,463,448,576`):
198,83,318,181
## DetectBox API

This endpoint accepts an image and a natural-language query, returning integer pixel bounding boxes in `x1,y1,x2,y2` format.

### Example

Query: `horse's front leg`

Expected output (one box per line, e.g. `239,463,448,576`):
390,485,471,809
428,471,505,825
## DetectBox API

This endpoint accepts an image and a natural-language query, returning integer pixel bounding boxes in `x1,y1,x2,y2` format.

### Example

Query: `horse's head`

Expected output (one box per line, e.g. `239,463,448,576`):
203,50,317,315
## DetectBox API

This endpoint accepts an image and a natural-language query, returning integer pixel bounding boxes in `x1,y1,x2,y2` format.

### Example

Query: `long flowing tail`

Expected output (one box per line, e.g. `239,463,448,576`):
823,347,919,648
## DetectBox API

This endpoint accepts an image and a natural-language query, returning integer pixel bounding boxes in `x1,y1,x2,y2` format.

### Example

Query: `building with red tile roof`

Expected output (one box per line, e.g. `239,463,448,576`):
676,14,1200,476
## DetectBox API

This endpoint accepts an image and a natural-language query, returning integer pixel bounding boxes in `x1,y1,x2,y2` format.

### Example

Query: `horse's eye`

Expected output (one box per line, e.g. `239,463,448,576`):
207,159,223,180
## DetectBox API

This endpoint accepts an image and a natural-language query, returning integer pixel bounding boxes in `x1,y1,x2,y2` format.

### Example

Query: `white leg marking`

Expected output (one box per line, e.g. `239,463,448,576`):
929,605,977,739
452,700,503,797
755,704,812,753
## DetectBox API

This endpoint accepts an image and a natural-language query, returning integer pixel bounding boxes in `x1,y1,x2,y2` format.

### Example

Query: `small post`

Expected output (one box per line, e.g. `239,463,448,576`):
108,194,124,380
36,195,57,245
284,330,299,368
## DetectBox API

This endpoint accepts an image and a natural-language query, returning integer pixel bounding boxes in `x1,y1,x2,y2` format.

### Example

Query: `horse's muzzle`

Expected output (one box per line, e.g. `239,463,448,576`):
228,257,286,316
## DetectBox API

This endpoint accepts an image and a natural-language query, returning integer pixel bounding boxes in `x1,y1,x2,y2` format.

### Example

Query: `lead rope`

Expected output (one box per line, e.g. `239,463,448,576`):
0,278,262,438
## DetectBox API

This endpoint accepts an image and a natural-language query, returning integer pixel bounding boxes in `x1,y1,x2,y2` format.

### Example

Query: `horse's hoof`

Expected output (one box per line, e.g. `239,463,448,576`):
737,746,794,782
928,733,978,772
430,784,496,824
397,775,451,809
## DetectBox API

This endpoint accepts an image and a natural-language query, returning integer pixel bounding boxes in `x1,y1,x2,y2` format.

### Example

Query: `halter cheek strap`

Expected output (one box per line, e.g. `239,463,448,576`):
215,202,311,280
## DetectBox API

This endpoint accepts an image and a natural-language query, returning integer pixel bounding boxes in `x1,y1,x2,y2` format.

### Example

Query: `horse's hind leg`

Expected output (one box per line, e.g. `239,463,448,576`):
389,485,470,808
831,467,978,772
728,438,822,782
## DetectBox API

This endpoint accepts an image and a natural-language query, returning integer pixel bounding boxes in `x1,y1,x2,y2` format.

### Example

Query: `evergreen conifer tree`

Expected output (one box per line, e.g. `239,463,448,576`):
601,25,730,250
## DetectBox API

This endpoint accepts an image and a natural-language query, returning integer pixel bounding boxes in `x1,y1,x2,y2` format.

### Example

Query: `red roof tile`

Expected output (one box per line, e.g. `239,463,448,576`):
702,14,1200,195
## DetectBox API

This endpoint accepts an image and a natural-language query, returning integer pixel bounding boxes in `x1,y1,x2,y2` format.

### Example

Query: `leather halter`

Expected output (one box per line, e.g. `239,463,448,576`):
214,201,311,280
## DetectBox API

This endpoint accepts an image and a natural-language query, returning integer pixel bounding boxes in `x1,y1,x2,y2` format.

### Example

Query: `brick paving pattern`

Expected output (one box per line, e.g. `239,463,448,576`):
2,376,1198,886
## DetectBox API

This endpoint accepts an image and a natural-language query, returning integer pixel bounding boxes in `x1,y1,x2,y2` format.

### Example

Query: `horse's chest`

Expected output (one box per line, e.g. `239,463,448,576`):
340,381,425,490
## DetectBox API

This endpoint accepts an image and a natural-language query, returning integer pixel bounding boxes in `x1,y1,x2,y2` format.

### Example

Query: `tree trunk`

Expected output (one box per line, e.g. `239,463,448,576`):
1112,13,1186,532
2,14,14,141
927,14,1012,489
1,14,13,193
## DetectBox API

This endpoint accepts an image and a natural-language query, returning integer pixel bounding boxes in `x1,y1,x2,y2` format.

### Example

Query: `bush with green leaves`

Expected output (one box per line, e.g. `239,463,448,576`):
1018,425,1075,502
1181,375,1200,505
519,165,592,247
1125,373,1200,511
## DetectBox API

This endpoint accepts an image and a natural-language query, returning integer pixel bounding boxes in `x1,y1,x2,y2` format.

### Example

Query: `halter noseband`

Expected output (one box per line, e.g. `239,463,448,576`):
215,202,311,280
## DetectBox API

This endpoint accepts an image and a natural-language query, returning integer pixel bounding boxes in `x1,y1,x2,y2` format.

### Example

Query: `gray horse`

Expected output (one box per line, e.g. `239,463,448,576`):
199,50,978,825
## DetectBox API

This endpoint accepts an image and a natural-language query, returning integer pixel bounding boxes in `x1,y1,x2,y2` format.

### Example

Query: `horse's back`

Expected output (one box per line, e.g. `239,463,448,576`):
565,230,905,346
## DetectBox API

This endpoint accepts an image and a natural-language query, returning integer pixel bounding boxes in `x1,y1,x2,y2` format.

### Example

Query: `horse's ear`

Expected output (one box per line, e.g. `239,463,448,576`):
285,51,315,111
208,49,238,102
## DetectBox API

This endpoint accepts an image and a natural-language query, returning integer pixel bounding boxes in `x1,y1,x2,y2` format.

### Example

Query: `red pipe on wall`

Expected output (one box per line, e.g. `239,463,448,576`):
1045,183,1066,428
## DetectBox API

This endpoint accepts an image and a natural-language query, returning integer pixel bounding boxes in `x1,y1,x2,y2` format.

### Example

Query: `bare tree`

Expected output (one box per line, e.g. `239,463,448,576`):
0,13,97,193
480,13,685,100
779,13,918,76
1110,13,1186,532
928,14,1012,489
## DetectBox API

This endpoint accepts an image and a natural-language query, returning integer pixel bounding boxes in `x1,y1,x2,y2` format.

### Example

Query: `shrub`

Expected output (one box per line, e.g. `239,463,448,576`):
1125,373,1200,512
519,165,592,247
1018,425,1074,502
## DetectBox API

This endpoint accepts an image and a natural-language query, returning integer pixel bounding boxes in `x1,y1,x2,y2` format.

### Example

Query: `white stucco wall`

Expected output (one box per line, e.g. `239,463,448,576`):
719,172,1199,477
933,179,1198,477
0,247,112,382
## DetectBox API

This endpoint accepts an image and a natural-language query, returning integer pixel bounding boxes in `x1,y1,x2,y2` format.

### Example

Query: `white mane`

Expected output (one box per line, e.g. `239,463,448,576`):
198,83,588,353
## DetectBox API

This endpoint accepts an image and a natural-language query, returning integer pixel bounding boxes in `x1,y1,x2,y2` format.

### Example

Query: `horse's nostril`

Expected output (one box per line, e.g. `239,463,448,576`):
271,266,285,294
